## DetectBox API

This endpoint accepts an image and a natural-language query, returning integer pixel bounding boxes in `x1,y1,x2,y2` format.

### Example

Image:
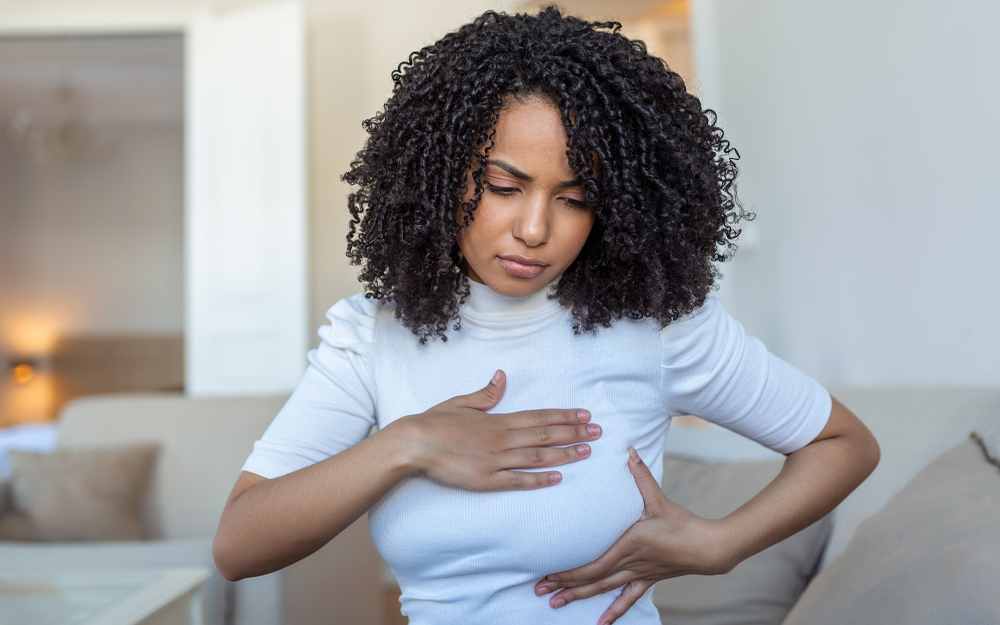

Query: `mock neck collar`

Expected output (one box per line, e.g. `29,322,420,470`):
461,279,564,327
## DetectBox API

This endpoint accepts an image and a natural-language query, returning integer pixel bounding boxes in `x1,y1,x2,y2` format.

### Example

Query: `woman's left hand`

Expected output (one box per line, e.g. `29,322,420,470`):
534,448,738,625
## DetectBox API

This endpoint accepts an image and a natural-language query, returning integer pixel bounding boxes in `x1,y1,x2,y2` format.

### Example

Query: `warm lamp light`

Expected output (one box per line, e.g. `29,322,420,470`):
12,363,35,384
10,360,35,384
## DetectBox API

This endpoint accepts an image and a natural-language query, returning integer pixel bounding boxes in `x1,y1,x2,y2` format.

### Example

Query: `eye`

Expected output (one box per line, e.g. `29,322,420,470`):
485,182,518,197
560,197,590,209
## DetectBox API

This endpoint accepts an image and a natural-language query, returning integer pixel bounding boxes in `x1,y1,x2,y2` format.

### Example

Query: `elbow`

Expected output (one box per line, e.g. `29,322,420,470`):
213,531,249,582
859,428,881,481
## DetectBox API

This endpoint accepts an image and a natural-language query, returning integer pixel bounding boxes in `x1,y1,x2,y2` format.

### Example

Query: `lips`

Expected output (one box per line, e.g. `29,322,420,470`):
497,255,548,278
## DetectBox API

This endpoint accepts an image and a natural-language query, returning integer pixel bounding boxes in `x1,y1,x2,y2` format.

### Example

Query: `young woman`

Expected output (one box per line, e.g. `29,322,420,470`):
213,8,879,625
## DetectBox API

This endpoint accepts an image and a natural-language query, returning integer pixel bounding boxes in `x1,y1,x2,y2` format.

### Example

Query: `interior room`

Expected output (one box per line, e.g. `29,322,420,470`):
0,33,184,430
0,1,998,624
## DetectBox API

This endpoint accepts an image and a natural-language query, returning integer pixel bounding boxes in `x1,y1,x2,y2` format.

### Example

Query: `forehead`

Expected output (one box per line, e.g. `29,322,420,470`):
490,97,575,177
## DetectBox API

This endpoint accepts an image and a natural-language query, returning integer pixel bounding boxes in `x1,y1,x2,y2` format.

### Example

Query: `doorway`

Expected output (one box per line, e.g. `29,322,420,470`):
0,32,184,427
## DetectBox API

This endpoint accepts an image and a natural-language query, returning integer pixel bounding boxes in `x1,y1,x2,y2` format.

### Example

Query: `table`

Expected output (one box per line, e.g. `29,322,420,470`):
0,567,210,625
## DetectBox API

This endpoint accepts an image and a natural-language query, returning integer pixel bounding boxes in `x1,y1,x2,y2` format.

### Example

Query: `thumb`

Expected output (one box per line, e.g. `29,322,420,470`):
627,447,666,515
454,370,506,411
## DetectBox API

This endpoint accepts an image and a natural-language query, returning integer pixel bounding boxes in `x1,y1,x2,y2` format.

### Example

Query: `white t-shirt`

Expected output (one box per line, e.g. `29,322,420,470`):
242,280,831,625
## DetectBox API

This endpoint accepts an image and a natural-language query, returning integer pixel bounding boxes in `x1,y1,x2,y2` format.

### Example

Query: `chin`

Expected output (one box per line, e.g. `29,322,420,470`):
482,275,551,298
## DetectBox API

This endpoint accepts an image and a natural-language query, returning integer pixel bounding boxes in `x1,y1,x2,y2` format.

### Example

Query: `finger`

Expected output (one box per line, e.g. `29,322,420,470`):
506,423,601,450
598,580,653,625
489,469,563,491
547,570,635,608
534,554,630,594
452,370,506,411
504,407,592,429
543,538,630,584
499,443,592,470
627,447,665,515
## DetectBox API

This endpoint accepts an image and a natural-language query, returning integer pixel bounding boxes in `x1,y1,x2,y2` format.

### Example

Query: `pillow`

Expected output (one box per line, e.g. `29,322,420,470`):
653,455,831,625
782,438,1000,625
0,444,159,542
972,417,1000,468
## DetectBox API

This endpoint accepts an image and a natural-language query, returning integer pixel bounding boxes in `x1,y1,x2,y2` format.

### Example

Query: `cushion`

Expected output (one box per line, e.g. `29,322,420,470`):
653,455,831,625
0,444,159,541
973,417,1000,468
782,438,1000,625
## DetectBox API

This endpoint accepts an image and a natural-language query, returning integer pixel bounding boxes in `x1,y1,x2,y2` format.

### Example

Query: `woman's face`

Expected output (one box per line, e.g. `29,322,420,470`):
457,97,596,299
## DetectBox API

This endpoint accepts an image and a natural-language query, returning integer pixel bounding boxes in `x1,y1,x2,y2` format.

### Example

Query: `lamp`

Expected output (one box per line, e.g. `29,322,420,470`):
9,359,37,385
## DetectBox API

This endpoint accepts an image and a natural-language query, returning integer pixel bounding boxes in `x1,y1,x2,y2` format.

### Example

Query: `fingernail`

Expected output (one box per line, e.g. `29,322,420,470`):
548,472,562,484
628,446,640,463
536,586,548,595
554,598,566,608
547,574,560,581
491,370,502,385
576,409,591,422
587,424,601,437
576,444,590,456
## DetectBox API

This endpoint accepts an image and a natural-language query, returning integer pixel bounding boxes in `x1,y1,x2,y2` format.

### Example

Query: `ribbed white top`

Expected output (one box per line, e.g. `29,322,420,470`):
244,281,831,624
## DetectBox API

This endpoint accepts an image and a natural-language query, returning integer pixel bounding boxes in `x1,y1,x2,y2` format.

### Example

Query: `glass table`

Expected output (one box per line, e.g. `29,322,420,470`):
0,567,210,625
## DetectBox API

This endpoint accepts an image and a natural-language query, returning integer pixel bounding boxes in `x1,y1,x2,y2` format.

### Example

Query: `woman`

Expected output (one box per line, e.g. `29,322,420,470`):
213,9,879,624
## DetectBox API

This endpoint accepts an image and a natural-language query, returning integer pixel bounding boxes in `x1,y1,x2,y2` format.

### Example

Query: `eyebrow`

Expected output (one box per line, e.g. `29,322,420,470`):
487,159,581,188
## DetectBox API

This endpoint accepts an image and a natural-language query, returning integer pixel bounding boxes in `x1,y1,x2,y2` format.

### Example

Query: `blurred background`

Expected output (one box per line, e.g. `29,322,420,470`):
1,0,998,423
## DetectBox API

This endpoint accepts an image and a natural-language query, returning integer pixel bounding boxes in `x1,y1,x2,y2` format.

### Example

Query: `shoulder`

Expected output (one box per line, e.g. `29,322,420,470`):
658,296,750,370
319,292,383,349
659,296,729,345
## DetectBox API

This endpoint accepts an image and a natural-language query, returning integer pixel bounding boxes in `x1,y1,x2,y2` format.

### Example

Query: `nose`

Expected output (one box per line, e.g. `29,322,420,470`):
512,194,550,247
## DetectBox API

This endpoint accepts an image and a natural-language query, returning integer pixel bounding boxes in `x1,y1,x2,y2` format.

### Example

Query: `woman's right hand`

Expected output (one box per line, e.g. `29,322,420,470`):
387,369,601,492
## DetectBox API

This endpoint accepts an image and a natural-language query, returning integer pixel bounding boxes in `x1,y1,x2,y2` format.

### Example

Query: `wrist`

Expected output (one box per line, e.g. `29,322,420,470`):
377,415,425,477
708,516,754,573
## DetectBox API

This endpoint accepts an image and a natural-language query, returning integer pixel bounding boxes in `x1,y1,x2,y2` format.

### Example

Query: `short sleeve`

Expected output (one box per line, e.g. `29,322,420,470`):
660,297,831,455
241,293,380,479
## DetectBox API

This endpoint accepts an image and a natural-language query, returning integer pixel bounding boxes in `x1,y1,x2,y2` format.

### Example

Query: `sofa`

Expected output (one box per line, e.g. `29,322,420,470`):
1,387,997,625
649,386,1000,624
0,393,382,625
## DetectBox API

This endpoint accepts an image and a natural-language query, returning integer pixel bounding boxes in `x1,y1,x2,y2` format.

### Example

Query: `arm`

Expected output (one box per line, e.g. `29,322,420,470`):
709,396,879,565
213,371,603,581
213,422,414,581
534,396,879,624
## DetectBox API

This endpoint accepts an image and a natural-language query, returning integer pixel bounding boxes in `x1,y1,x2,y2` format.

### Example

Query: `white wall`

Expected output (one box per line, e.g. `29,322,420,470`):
0,122,183,421
693,0,1000,386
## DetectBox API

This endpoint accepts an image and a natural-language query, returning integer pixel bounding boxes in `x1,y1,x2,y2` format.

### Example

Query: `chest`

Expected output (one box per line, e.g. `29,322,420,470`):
369,312,666,434
366,313,673,583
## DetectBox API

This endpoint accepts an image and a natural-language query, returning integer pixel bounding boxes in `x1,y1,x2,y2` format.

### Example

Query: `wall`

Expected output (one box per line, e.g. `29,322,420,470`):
0,122,184,423
691,0,1000,385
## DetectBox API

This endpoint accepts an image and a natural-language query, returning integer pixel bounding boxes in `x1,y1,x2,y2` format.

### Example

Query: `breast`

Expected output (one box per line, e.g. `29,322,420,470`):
369,447,645,589
368,312,670,597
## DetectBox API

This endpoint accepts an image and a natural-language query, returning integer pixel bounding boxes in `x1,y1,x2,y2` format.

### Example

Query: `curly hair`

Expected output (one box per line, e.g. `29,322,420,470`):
343,6,747,342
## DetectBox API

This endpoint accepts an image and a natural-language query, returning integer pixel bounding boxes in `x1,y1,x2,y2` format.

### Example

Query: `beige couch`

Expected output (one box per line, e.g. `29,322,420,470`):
650,386,1000,624
0,393,382,625
807,387,999,568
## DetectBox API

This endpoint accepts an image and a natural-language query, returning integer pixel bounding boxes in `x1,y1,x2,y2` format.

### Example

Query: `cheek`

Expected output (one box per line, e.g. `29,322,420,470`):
564,213,596,253
461,201,506,244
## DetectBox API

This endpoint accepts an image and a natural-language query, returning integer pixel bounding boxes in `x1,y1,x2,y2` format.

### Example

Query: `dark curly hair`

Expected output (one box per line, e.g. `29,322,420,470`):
343,6,746,342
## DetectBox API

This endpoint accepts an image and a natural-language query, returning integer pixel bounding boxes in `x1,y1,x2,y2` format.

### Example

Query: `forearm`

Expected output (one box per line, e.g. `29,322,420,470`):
714,397,880,568
213,423,414,581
